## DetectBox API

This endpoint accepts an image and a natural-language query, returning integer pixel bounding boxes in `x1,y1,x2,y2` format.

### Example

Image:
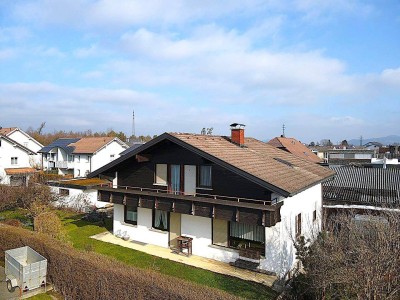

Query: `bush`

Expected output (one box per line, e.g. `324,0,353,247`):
34,212,67,241
1,219,23,227
0,225,237,300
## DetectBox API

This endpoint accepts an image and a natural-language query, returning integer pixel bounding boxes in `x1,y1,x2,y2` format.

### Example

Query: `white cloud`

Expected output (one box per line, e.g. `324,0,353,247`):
0,27,31,43
73,44,101,58
0,48,17,60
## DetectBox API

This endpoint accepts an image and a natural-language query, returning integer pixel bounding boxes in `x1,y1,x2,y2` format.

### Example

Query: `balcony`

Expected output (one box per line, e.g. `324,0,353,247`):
97,185,282,227
55,161,74,169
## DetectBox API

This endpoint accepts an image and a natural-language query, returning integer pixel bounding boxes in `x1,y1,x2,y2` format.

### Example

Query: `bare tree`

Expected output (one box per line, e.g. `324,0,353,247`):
291,210,400,299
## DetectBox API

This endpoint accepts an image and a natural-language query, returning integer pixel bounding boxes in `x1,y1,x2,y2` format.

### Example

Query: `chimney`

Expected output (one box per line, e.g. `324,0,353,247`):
230,123,245,146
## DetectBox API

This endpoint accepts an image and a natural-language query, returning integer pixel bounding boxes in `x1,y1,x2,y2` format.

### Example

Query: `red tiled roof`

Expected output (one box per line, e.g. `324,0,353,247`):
5,168,37,175
0,127,17,135
69,137,115,154
171,133,334,195
268,137,323,163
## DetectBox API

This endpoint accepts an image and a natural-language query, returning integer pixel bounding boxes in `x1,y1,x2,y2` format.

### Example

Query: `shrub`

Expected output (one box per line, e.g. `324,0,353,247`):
1,219,23,227
34,212,67,241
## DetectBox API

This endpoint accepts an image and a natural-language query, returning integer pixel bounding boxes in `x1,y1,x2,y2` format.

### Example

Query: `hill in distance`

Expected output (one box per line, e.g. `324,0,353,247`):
348,135,400,146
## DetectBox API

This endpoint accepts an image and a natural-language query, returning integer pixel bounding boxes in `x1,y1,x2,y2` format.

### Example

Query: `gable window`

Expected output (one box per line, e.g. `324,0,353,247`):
124,206,137,225
295,213,302,237
198,165,212,188
59,188,69,196
154,164,167,185
153,209,168,231
11,157,18,165
110,154,115,161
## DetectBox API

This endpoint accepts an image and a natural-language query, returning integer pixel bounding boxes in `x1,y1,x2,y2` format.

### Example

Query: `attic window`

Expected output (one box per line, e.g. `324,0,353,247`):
274,157,294,168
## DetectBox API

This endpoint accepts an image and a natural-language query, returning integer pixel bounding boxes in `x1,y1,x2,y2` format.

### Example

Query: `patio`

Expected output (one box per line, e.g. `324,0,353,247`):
91,231,277,287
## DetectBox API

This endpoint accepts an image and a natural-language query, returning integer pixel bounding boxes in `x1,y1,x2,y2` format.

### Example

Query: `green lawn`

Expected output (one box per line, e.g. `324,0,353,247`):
2,209,278,299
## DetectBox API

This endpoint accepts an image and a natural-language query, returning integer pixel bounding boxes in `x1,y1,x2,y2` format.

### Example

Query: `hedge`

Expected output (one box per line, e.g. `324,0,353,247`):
0,225,238,300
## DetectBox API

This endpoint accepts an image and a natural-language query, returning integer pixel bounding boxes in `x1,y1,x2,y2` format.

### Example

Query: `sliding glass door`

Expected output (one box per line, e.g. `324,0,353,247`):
170,164,181,195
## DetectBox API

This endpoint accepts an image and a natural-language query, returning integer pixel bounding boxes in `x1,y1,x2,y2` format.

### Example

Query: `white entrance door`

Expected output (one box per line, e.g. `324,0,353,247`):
184,165,196,195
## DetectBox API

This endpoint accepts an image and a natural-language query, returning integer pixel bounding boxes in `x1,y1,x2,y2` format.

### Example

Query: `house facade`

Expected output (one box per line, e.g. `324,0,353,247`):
0,134,36,186
0,127,43,167
39,137,128,177
90,125,334,278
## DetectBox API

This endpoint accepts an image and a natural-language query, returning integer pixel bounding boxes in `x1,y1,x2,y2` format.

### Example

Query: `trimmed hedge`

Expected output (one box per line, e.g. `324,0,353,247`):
0,225,238,300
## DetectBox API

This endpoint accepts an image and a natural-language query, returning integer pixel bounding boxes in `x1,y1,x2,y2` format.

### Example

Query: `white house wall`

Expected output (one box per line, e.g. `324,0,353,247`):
50,186,107,209
180,214,238,263
91,141,125,172
261,183,322,277
114,205,169,248
7,130,42,168
73,154,91,177
0,138,32,184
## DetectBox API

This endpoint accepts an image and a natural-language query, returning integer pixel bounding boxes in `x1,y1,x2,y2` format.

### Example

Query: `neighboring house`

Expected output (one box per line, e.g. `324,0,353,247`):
0,134,36,186
0,127,43,167
323,149,375,166
39,137,129,177
323,166,400,217
268,136,323,163
47,178,112,211
89,124,334,278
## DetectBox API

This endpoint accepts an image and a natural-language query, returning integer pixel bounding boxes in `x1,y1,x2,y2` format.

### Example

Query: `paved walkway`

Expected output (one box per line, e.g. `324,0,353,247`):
91,232,277,287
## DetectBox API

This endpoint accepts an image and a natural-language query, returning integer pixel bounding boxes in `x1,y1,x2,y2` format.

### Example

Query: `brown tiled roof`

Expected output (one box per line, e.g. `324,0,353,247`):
171,133,334,195
69,137,115,154
0,127,17,135
268,137,323,163
5,168,36,175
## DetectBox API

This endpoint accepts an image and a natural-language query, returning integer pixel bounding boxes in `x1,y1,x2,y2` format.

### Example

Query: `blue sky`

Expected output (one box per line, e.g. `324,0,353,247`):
0,0,399,144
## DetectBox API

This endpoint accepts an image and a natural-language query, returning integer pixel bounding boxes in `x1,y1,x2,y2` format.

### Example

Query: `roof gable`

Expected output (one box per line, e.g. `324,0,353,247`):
268,137,322,163
0,135,36,155
89,132,334,196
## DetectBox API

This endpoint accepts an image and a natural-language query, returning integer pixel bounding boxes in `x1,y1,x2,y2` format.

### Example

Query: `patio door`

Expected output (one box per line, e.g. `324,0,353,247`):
184,165,196,195
169,212,181,248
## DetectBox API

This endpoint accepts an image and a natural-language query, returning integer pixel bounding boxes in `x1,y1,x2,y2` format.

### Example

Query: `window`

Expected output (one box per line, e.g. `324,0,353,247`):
124,206,137,225
77,169,80,177
153,209,168,231
85,155,90,163
59,188,69,196
313,210,317,222
295,213,302,237
110,154,115,161
68,155,74,162
24,142,28,147
228,222,265,256
77,155,80,162
11,157,18,165
155,164,167,185
198,165,212,188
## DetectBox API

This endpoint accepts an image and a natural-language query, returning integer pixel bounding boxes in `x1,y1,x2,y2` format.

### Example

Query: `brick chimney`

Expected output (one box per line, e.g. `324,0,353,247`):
230,123,245,146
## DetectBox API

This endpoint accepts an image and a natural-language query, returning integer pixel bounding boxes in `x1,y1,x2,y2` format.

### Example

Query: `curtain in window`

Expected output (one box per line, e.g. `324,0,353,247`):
230,222,265,243
200,166,212,187
126,207,137,222
154,209,168,230
171,165,180,194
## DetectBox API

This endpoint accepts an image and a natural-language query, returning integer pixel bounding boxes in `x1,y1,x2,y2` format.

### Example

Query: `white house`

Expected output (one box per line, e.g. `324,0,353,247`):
0,127,43,168
39,137,128,177
47,178,112,211
89,124,334,278
0,134,36,186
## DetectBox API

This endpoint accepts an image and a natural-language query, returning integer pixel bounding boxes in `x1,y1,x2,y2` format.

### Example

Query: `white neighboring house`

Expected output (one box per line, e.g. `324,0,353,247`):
0,127,43,168
89,125,335,278
0,134,37,186
47,178,111,211
39,137,128,177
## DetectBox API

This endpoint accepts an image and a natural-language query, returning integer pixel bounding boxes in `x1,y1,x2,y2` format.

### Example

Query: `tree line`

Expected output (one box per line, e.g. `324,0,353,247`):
26,122,155,146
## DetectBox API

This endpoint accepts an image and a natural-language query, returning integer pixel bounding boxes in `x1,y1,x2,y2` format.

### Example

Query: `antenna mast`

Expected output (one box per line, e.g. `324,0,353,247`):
132,110,135,138
282,124,286,137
